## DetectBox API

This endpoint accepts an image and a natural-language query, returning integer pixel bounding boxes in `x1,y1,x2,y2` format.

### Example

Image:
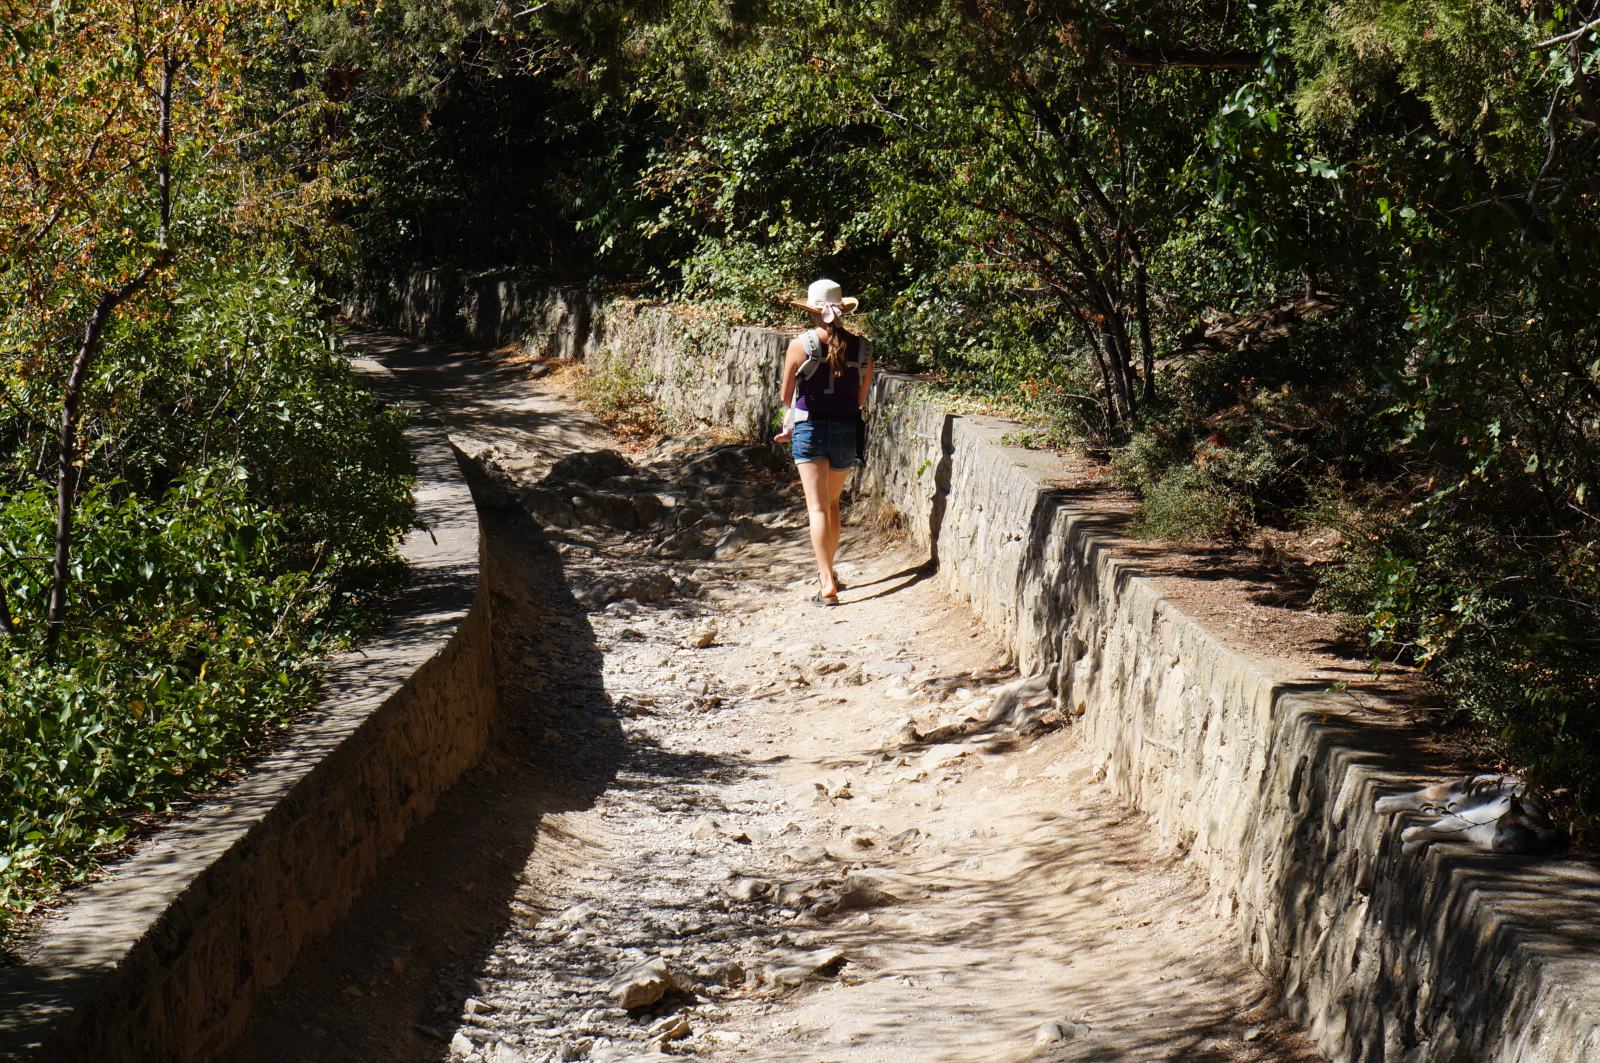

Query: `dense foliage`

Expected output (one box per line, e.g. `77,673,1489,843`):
0,1,412,931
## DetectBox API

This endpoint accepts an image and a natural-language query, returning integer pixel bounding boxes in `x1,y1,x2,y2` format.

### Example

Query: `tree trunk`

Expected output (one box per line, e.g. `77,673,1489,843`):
1127,228,1157,406
42,55,174,651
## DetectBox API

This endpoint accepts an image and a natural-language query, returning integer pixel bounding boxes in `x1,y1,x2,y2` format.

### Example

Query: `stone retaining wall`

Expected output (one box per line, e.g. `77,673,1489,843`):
0,360,497,1062
347,271,1600,1063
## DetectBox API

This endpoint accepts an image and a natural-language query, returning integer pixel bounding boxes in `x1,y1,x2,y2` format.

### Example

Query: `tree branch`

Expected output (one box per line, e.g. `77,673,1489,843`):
1110,47,1262,70
1533,15,1600,49
44,52,176,650
44,266,158,648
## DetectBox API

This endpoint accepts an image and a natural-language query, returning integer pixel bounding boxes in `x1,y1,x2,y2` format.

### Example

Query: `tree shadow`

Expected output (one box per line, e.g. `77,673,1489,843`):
223,337,742,1063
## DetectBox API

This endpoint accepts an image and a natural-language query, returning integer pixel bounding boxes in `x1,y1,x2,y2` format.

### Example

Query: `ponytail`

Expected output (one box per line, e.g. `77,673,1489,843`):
826,324,851,376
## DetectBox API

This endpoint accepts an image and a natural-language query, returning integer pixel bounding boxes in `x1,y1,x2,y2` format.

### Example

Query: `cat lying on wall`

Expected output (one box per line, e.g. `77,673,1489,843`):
1375,774,1568,856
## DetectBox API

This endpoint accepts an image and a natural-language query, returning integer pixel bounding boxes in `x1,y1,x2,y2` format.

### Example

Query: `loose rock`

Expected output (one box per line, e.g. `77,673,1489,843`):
1034,1018,1091,1045
607,957,679,1010
725,877,771,902
763,947,847,987
647,1012,692,1044
682,626,718,649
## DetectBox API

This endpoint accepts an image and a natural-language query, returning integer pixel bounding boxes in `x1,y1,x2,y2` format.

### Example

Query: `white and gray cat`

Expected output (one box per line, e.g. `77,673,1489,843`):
1375,774,1567,855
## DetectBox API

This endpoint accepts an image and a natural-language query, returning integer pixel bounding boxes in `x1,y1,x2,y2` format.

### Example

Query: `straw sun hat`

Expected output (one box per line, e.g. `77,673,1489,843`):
788,278,860,323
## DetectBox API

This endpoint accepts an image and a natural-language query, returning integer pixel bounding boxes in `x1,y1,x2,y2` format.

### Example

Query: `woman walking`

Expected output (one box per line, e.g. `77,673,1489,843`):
776,279,872,605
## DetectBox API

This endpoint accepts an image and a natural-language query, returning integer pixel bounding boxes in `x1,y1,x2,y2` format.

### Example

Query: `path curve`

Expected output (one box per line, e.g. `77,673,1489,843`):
228,333,1319,1063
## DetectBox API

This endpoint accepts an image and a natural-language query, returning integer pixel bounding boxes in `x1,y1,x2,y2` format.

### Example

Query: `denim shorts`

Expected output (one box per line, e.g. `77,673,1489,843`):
791,418,858,471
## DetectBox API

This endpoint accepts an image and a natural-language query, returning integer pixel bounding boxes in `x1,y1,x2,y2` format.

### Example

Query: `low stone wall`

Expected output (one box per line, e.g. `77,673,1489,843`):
345,272,593,353
0,359,497,1062
348,270,1600,1063
866,407,1600,1062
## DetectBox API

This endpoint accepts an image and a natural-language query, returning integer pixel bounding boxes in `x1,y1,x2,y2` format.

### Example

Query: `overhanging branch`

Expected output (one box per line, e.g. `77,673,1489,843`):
1111,47,1262,70
1533,15,1600,49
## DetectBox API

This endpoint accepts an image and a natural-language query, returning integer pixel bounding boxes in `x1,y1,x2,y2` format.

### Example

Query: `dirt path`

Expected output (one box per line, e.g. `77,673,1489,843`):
228,333,1319,1063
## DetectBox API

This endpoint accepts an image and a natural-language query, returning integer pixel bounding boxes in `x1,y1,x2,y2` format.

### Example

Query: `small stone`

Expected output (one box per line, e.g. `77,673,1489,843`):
682,626,718,649
775,879,828,908
607,957,679,1010
885,717,921,746
696,958,746,986
449,1030,475,1058
648,1013,692,1044
1243,1026,1263,1042
786,845,830,865
726,877,771,902
557,902,596,927
764,948,846,987
462,997,495,1016
885,828,921,851
814,774,854,799
620,571,675,604
1035,1019,1091,1045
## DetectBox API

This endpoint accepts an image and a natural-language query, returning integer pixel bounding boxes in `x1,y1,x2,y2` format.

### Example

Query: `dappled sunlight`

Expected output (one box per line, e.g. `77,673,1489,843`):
227,331,1321,1063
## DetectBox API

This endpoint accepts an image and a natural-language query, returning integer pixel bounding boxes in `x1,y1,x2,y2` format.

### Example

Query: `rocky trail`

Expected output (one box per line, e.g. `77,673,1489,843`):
226,333,1320,1063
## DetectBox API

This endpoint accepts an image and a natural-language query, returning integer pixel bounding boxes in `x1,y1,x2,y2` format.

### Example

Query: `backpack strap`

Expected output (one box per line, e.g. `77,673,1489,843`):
797,328,825,380
801,328,823,360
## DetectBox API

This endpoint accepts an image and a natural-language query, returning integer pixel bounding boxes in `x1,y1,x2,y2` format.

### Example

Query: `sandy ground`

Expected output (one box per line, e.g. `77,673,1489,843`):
226,333,1320,1063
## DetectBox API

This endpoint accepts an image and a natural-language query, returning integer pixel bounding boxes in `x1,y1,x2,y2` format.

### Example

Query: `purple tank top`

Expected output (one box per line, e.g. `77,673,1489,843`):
795,330,866,420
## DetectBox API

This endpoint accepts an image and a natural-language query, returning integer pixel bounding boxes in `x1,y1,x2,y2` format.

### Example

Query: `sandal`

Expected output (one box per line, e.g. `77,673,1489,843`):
811,591,840,607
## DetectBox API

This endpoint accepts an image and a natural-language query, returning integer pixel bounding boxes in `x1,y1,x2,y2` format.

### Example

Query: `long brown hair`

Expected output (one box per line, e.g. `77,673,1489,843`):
825,321,853,376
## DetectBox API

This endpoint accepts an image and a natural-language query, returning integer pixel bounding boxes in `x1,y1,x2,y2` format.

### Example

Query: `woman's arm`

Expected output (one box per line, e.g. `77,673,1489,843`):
780,337,806,407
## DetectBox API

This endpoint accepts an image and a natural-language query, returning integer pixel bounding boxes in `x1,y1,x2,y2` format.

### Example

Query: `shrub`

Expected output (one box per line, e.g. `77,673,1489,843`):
1317,495,1600,840
570,355,669,440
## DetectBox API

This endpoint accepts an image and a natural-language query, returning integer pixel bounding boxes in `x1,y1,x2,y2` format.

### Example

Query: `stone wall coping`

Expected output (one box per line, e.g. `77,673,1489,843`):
0,357,488,1060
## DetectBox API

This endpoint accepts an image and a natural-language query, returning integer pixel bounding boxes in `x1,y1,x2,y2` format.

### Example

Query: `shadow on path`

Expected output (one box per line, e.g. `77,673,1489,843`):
223,335,736,1063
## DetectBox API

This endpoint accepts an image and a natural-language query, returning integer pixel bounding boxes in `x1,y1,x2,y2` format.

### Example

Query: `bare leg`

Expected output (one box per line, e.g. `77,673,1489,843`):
825,466,850,582
797,460,838,597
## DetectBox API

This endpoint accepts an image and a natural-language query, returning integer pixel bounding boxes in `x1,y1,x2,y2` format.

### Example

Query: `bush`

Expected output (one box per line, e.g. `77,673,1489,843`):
1128,464,1235,542
1316,494,1600,840
571,355,670,440
0,476,318,911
